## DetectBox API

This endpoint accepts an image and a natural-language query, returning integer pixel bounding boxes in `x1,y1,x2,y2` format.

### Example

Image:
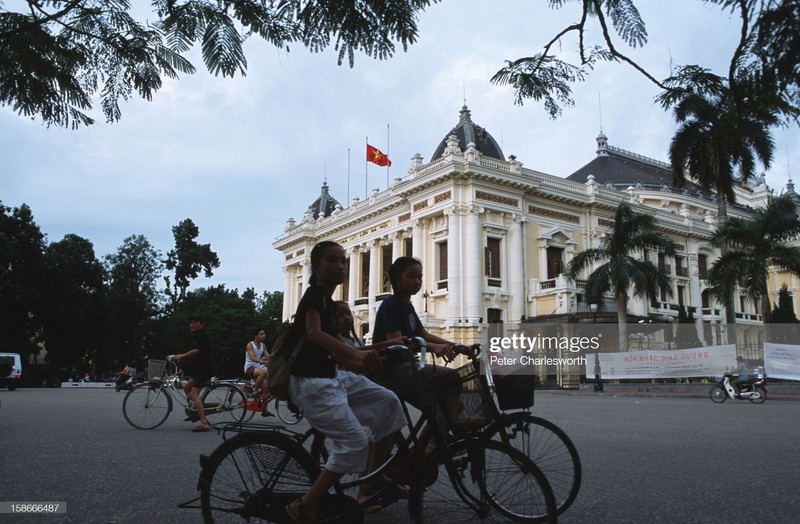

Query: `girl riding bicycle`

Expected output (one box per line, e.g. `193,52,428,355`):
285,241,406,524
244,327,272,416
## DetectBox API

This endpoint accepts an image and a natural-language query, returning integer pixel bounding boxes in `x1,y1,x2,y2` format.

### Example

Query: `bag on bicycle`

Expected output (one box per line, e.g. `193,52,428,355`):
266,323,306,401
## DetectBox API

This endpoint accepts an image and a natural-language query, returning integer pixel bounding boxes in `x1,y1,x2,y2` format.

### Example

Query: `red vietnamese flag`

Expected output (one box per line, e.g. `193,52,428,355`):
367,144,392,167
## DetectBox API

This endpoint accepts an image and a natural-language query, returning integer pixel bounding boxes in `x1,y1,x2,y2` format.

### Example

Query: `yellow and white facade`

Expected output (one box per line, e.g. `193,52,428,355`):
273,106,788,351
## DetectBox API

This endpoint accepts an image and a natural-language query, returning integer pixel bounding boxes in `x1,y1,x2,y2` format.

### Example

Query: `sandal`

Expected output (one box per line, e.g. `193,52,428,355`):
286,498,317,524
191,424,210,432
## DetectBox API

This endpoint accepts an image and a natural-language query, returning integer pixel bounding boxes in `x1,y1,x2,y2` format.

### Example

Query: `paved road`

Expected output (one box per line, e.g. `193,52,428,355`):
0,388,797,523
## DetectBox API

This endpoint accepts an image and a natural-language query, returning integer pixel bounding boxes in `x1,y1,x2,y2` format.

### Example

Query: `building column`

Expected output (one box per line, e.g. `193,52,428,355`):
348,246,358,306
411,219,425,313
368,240,380,333
392,232,403,262
282,266,293,322
538,238,549,281
464,205,483,322
446,206,462,324
508,214,525,324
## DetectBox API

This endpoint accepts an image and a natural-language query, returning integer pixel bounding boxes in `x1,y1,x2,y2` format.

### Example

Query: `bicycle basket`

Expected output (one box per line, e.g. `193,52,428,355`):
147,359,166,384
494,373,535,411
446,360,491,430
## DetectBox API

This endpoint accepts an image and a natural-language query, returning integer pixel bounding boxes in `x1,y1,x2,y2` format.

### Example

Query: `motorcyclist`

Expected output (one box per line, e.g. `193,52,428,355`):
730,356,750,397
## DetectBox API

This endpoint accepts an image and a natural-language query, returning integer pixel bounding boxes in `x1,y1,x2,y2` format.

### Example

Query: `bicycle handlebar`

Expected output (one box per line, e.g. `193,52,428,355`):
378,337,428,371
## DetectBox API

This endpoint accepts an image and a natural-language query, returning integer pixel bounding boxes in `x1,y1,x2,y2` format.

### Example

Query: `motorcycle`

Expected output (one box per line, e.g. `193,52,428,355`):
114,366,136,392
710,373,767,404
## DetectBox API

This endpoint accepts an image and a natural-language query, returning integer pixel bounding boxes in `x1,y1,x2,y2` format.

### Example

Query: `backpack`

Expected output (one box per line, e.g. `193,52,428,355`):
266,322,306,401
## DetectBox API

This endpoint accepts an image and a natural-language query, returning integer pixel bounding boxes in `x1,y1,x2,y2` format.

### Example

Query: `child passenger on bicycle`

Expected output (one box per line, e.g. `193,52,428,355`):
335,300,411,507
285,241,406,524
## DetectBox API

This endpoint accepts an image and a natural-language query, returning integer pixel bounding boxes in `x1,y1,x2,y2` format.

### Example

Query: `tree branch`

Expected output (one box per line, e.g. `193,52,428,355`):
590,0,672,92
0,0,83,41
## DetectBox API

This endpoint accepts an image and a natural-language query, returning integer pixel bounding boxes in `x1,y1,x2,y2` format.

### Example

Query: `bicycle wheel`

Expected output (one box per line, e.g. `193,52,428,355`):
242,400,257,422
202,384,247,424
495,414,581,516
122,383,172,430
483,441,557,522
409,440,556,523
274,399,304,425
199,432,319,523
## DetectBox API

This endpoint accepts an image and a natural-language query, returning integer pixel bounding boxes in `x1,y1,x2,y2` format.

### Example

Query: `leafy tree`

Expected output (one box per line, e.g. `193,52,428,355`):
253,289,284,337
39,234,107,371
0,0,437,128
104,234,164,365
771,283,798,323
164,218,220,307
565,202,677,351
491,0,799,122
663,80,778,223
0,202,46,359
156,285,260,378
709,195,800,324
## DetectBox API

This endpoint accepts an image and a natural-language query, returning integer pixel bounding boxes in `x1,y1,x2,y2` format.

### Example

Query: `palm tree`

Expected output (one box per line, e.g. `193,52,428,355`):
709,195,800,325
662,76,779,324
566,202,678,351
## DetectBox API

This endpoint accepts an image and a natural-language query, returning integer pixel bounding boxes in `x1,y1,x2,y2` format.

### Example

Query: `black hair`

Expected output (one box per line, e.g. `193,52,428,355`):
334,300,362,345
253,327,265,338
388,256,423,291
309,240,341,286
188,314,204,323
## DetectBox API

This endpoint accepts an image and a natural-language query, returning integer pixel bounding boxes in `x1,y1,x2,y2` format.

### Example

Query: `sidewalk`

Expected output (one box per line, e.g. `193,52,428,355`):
546,383,800,401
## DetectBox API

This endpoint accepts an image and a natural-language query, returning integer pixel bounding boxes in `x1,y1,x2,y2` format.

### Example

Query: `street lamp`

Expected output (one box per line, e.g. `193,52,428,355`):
422,290,430,313
589,303,598,322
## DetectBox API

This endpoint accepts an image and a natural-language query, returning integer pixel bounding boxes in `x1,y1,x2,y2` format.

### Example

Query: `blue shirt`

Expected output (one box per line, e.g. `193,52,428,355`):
372,295,422,343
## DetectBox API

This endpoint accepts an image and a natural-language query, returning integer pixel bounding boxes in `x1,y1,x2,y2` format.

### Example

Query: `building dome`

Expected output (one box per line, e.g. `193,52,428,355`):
306,181,342,220
431,105,505,161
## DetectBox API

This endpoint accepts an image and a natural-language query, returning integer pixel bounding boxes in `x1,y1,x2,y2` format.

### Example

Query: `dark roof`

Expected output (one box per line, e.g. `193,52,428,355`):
307,182,342,219
566,137,765,211
431,105,505,161
567,145,709,196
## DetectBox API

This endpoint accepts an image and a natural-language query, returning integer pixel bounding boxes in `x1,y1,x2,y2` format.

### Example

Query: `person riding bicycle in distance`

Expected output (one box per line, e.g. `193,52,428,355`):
170,315,216,432
244,327,272,416
731,356,750,397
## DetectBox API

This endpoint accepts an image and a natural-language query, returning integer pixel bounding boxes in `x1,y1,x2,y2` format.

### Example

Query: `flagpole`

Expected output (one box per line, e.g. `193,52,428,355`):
347,148,351,205
386,124,390,189
365,136,368,199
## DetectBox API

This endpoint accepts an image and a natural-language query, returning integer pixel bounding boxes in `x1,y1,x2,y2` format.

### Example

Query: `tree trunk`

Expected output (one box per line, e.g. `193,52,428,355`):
617,294,628,352
717,181,737,326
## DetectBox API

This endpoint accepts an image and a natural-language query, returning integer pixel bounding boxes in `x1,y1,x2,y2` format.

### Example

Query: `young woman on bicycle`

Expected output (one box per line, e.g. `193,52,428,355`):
244,327,272,416
285,241,406,524
372,257,462,429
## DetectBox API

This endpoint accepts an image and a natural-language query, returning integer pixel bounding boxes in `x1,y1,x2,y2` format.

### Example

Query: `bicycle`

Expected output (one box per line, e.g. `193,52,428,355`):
225,378,304,425
122,358,247,430
191,339,558,523
480,346,582,517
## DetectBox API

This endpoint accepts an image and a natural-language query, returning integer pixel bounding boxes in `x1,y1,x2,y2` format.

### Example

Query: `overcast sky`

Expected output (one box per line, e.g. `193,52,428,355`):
2,0,798,295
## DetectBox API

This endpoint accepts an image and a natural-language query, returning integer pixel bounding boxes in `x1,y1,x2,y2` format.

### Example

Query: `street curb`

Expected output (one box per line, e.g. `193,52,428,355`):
541,389,800,401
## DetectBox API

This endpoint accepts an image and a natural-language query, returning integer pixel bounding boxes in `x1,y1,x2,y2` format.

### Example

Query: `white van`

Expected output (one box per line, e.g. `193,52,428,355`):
0,353,22,391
